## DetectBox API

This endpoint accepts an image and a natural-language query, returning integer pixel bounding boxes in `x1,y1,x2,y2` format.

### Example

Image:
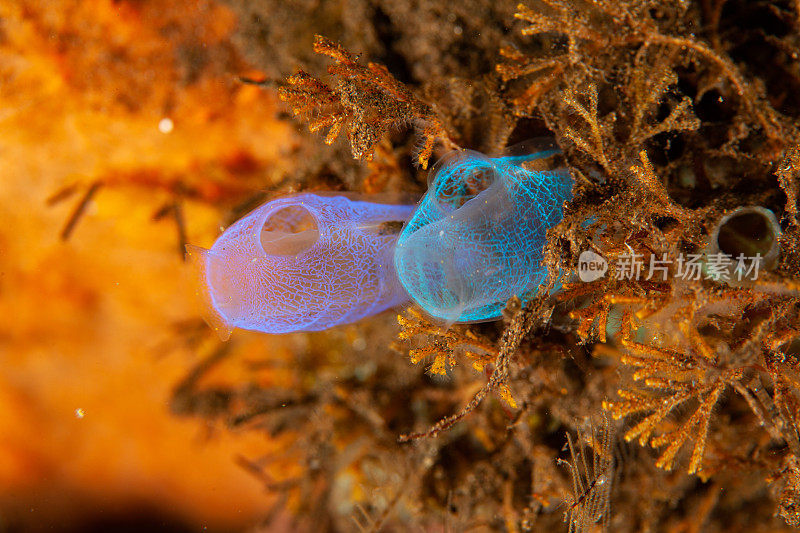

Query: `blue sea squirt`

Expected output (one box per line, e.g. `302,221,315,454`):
394,145,573,322
188,193,415,338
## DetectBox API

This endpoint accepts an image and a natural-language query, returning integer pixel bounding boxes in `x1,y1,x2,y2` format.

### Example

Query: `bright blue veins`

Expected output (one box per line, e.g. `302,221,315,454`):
394,148,573,322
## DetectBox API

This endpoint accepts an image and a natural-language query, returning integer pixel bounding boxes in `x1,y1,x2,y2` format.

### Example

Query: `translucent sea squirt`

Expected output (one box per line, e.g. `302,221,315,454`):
394,145,573,322
188,193,415,338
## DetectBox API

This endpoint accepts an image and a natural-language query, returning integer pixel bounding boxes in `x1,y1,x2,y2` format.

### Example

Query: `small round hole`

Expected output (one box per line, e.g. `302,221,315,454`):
260,205,319,256
433,163,496,211
716,209,776,258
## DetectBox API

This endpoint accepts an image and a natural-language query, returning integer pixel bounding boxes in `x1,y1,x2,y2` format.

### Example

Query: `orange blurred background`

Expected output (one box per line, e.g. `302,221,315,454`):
0,1,299,530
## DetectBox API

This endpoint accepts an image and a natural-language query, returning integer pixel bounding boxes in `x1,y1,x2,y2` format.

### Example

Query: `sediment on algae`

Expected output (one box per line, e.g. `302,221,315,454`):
166,0,800,531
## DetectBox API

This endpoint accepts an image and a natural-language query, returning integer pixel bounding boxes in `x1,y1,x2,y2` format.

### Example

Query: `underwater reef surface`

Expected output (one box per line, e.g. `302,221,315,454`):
5,0,800,532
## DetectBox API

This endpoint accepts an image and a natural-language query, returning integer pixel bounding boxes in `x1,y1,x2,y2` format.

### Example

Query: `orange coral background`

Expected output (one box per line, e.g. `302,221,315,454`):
0,1,296,530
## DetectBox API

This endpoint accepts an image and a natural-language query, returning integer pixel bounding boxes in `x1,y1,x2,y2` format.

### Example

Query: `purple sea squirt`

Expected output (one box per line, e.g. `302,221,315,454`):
188,193,415,338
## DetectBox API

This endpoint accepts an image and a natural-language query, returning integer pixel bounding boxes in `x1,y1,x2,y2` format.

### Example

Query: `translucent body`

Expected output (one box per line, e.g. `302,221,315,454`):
190,193,415,337
394,149,573,322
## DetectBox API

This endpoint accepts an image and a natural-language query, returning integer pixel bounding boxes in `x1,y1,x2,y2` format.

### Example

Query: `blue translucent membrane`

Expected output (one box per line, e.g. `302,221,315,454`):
394,149,573,322
191,193,415,337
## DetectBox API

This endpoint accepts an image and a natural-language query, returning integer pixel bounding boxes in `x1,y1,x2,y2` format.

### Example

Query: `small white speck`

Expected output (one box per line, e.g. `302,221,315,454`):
353,337,366,351
75,408,85,419
439,230,444,236
454,26,463,35
158,117,174,134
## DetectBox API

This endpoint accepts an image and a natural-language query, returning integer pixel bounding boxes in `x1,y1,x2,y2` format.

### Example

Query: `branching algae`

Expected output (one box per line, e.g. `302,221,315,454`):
188,193,414,338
